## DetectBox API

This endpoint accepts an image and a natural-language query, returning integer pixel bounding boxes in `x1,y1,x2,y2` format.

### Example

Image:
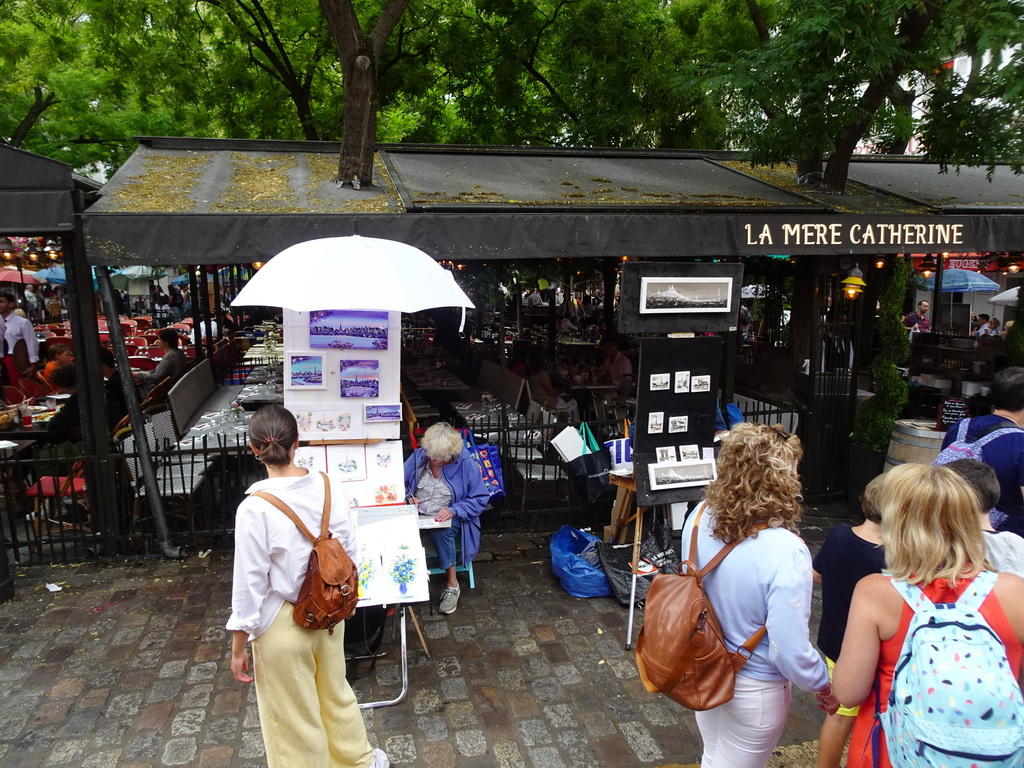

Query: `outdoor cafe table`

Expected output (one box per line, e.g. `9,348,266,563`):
243,345,284,363
402,365,471,392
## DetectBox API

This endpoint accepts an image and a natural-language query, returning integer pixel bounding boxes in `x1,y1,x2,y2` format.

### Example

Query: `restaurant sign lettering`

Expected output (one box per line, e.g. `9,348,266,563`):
742,221,965,248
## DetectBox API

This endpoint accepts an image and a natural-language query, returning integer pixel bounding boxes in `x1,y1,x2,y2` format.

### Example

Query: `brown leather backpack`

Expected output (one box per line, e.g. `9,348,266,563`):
635,504,766,711
251,471,358,634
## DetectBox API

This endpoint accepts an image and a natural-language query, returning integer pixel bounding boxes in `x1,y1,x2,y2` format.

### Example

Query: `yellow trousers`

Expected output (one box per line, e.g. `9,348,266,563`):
252,603,374,768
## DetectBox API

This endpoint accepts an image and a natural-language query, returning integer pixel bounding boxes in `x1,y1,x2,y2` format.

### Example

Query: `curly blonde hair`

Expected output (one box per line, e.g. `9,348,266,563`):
704,422,803,543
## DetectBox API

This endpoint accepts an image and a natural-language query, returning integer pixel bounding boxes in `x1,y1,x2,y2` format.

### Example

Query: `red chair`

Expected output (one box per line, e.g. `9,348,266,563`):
131,316,152,331
184,346,197,361
130,336,149,348
128,357,157,372
19,378,46,400
49,336,73,349
26,462,89,535
142,332,160,345
124,343,139,356
98,333,110,344
144,346,165,359
3,385,25,405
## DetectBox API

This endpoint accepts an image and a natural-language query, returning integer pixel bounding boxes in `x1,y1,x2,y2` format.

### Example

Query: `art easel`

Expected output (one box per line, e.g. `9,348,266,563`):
609,473,651,651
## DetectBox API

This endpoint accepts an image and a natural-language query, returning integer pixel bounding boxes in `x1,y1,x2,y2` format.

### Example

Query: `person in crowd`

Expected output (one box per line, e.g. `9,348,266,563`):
194,314,219,343
681,423,838,768
974,313,992,336
941,366,1024,535
947,458,1024,578
832,463,1024,768
982,315,1001,337
507,339,530,377
598,336,632,386
227,405,389,768
403,422,489,615
0,290,38,383
41,343,73,384
812,474,886,768
22,285,39,323
168,285,184,322
152,292,170,327
135,328,187,398
902,299,930,332
523,345,578,420
526,288,546,308
99,347,132,427
47,364,81,444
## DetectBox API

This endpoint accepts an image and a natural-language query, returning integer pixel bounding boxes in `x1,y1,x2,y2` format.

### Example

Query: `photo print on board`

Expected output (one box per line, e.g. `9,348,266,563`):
648,458,718,490
691,375,711,393
668,415,689,434
674,371,690,394
639,276,733,314
309,309,389,350
656,446,677,463
678,444,700,460
650,373,671,391
339,359,380,398
648,411,665,434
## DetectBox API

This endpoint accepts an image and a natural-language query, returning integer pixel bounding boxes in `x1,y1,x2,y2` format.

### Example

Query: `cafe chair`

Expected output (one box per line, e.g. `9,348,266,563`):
18,378,47,400
3,385,26,405
128,356,157,372
35,371,55,394
48,335,73,348
144,346,165,359
129,336,149,348
26,461,89,536
139,376,174,410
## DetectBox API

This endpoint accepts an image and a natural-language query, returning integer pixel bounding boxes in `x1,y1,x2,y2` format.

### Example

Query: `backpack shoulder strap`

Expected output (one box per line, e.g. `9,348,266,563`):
251,489,317,543
885,574,933,613
318,471,332,538
972,421,1023,447
955,417,972,442
955,570,998,613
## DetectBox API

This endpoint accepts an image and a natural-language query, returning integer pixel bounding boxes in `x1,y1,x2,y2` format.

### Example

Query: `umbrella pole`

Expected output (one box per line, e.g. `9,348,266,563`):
932,255,944,333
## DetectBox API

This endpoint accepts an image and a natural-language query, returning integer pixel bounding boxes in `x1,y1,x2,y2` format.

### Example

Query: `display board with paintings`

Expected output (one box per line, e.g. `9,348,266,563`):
631,330,724,506
353,506,429,606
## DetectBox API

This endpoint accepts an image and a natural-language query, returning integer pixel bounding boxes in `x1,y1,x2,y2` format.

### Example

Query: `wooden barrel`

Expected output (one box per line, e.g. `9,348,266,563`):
883,419,945,472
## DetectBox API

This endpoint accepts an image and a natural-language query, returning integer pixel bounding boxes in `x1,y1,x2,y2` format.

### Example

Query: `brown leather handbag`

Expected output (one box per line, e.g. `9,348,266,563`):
635,505,765,710
251,472,358,634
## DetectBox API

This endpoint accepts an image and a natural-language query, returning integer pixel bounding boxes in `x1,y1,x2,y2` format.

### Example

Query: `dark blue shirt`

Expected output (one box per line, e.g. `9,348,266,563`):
812,524,886,661
942,415,1024,521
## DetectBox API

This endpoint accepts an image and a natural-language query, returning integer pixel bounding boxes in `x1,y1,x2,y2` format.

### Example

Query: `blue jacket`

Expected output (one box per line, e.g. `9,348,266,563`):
404,447,490,564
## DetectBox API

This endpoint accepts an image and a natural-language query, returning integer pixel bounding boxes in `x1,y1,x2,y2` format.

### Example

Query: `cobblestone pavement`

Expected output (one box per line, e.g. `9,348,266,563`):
0,508,844,768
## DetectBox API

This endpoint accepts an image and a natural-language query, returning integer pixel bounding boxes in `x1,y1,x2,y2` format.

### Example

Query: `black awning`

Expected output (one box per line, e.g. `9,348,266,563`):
0,146,77,233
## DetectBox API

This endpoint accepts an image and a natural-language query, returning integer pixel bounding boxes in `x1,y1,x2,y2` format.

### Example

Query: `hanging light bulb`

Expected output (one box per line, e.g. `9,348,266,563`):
43,239,62,261
0,237,18,261
919,254,938,279
23,240,43,263
841,266,866,299
252,261,265,270
874,255,886,269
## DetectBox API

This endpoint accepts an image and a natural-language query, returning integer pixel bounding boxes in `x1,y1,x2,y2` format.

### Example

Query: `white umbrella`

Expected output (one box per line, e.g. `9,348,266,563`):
230,236,475,313
990,286,1020,306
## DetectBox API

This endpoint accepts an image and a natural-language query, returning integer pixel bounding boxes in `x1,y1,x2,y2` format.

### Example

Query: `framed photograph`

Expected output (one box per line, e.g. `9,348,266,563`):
678,444,700,461
656,446,676,463
339,359,380,398
668,415,689,434
648,411,665,434
674,371,691,394
286,353,326,389
639,277,733,314
691,375,712,393
648,459,718,490
650,373,671,391
309,309,389,350
326,445,366,482
365,403,401,423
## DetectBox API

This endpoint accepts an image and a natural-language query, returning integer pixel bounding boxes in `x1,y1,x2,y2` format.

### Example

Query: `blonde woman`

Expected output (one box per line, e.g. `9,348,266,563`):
833,463,1024,768
681,423,837,768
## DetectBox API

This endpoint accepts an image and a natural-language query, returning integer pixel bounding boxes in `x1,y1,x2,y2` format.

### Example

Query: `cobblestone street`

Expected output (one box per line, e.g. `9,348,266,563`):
0,511,841,768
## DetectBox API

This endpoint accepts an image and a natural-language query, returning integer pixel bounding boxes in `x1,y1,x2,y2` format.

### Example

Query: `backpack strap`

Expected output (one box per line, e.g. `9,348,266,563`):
250,471,332,544
954,417,972,443
955,570,998,613
686,502,768,658
885,575,933,613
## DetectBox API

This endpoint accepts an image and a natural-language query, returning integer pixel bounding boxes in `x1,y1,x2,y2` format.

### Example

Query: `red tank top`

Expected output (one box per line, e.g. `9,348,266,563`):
847,575,1023,768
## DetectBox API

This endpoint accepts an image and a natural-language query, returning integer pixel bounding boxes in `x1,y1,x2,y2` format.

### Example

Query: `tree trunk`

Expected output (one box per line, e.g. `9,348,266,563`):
823,2,939,193
319,0,411,187
882,83,916,154
9,86,59,148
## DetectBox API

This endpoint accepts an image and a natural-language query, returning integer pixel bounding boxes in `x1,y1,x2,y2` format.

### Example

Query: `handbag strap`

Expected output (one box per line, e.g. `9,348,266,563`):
685,502,768,657
462,427,479,451
579,422,600,453
251,471,331,543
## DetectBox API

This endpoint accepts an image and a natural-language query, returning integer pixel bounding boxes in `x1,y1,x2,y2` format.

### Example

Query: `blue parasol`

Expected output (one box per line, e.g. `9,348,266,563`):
920,268,999,293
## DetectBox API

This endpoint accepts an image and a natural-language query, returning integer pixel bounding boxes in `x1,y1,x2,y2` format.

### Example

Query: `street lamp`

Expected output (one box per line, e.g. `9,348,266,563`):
841,266,867,299
919,254,938,279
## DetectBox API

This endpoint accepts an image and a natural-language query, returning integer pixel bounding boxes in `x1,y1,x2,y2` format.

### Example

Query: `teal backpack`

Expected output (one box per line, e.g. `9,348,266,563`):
880,571,1024,767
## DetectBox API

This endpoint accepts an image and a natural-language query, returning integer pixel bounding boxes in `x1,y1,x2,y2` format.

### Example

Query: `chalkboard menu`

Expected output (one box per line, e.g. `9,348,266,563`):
938,397,970,429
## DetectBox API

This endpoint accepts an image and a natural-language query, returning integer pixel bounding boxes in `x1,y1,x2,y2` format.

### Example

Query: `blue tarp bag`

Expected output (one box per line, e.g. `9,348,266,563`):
550,525,612,598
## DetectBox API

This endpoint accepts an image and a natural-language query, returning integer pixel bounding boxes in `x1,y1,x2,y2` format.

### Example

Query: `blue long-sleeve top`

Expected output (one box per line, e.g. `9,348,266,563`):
404,446,489,564
680,506,829,692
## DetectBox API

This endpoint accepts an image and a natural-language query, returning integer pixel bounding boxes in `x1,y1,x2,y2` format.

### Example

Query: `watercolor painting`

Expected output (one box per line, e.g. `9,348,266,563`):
367,442,403,476
294,445,327,473
339,359,380,398
286,353,326,389
309,309,389,350
295,410,353,434
365,403,401,422
326,445,366,482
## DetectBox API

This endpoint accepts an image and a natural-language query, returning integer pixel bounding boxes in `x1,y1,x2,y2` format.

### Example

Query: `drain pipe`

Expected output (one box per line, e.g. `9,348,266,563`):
97,266,185,559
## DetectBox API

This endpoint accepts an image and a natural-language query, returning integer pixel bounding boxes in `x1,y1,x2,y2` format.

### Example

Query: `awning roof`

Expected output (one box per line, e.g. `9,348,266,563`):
72,138,1024,264
0,145,99,234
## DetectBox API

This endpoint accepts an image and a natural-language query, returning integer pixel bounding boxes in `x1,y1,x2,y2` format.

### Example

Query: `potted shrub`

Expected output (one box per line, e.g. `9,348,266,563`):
848,256,913,509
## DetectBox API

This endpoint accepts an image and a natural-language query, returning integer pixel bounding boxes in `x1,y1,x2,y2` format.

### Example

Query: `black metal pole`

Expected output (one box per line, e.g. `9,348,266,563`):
187,267,204,361
932,254,944,333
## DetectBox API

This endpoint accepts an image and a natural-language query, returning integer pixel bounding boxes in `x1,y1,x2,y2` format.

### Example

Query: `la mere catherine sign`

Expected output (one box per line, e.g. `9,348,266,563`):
742,220,965,249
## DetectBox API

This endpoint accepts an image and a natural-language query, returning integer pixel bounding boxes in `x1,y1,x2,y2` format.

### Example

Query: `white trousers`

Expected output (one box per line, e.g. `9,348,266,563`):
694,675,791,768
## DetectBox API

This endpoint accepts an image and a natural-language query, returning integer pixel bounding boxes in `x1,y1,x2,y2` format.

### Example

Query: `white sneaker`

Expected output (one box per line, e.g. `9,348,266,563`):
439,586,461,615
371,747,390,768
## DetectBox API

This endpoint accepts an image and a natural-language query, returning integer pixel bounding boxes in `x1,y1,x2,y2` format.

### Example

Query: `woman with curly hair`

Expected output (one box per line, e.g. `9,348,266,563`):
680,422,838,768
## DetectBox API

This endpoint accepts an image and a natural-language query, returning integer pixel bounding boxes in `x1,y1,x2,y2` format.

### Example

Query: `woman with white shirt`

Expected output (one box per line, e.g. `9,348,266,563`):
680,422,838,768
227,405,388,768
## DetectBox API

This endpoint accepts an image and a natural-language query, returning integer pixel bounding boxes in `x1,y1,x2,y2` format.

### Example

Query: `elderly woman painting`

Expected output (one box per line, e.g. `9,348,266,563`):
404,422,489,614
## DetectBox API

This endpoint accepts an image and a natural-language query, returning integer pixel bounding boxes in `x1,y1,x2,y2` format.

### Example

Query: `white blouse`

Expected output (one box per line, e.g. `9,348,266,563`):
226,471,355,639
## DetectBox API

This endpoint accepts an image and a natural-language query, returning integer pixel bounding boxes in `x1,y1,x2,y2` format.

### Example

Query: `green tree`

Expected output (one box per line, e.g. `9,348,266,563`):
680,0,1024,192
